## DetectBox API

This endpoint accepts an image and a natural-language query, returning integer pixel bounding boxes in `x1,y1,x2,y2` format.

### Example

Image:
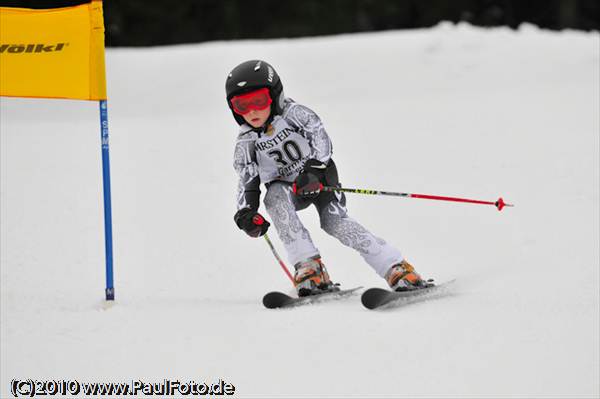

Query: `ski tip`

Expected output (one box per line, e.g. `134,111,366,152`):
361,299,378,310
262,291,292,309
360,288,389,310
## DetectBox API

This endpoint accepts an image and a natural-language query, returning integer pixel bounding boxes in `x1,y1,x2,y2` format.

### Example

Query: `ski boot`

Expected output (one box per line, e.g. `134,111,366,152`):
385,260,427,291
294,256,336,297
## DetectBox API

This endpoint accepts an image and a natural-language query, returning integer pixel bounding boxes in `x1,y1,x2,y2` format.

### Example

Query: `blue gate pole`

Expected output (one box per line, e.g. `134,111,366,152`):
99,100,115,300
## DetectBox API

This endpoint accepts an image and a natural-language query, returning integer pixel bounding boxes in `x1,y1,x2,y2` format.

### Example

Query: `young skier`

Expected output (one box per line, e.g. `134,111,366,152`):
227,60,427,297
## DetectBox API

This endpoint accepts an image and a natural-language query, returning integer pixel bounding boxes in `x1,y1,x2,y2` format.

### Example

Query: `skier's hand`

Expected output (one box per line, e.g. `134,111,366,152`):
234,208,270,238
293,171,323,198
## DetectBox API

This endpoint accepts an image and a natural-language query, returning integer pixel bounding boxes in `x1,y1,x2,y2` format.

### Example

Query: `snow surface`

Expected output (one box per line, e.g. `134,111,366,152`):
1,23,599,398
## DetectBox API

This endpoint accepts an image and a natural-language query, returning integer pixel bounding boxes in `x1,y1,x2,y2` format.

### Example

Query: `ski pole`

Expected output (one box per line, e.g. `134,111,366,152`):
322,186,513,211
263,233,295,286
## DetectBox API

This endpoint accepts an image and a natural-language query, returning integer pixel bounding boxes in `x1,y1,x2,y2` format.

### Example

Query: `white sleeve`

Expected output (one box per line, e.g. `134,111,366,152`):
233,132,261,211
285,103,333,163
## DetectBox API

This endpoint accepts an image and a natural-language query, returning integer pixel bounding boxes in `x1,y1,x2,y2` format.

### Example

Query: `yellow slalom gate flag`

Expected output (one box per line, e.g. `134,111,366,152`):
0,0,107,100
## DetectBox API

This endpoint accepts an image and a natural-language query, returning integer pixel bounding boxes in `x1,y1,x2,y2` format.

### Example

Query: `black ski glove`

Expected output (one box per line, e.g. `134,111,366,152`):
293,159,327,198
293,172,323,198
234,208,270,238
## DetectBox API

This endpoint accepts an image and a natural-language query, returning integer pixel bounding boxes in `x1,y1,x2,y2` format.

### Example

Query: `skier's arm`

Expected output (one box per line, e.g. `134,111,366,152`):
286,103,333,163
286,104,338,197
233,135,269,237
233,136,261,211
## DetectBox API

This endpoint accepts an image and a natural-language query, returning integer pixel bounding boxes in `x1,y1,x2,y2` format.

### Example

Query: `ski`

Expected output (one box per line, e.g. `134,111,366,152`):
361,279,456,310
263,286,363,309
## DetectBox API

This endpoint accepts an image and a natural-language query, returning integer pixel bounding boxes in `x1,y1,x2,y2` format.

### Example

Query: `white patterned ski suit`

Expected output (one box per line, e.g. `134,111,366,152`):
233,98,403,276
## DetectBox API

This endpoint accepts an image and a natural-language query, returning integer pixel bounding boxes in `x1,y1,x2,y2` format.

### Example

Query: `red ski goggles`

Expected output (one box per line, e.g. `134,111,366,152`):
230,88,272,115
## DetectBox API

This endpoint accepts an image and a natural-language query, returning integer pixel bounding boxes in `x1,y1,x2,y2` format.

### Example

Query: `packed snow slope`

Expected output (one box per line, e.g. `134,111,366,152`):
1,23,599,398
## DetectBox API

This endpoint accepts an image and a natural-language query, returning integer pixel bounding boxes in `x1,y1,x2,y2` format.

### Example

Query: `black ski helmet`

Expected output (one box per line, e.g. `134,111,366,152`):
225,60,284,125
